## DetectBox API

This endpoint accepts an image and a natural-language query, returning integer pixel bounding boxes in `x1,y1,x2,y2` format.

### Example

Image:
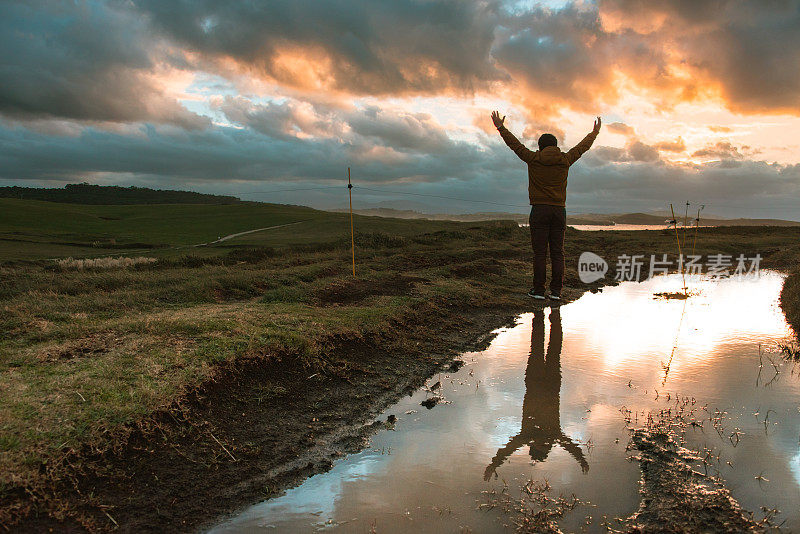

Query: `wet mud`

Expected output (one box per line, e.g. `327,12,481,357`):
11,308,519,533
625,430,768,533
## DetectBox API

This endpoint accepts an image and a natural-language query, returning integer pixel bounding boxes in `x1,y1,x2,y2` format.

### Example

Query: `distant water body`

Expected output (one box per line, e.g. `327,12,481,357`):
571,224,676,231
518,223,712,231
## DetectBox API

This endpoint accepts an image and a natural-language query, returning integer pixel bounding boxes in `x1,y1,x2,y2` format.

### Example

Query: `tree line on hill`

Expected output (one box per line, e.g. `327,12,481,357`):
0,183,240,205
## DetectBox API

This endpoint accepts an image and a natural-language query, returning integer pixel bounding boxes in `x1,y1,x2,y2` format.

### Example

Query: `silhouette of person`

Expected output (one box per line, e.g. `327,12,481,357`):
492,111,601,301
484,308,588,480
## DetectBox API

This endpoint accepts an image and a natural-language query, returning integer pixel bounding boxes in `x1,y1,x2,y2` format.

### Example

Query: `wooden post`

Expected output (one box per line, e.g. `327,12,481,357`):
670,203,687,294
348,167,355,277
683,201,690,253
691,205,703,257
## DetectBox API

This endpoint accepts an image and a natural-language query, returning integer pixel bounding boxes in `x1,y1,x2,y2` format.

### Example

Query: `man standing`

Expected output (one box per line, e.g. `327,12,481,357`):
492,111,601,300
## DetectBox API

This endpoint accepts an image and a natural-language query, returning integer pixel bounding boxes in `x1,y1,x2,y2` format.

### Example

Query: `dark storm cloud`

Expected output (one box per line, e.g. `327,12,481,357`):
598,0,800,113
567,158,800,219
0,116,508,187
212,97,330,140
492,8,607,106
0,1,207,128
345,107,454,154
3,0,799,129
490,4,678,116
212,97,455,154
488,1,800,116
129,0,800,115
133,0,503,96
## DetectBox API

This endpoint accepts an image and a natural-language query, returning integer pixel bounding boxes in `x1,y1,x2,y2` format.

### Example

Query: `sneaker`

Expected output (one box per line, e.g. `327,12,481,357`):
527,289,546,300
549,293,561,301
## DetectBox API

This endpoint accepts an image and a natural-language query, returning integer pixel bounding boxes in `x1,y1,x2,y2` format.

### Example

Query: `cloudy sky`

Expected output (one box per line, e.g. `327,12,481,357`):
1,0,799,218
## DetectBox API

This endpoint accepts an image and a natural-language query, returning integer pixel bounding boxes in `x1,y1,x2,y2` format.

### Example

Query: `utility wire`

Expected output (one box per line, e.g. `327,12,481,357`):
239,184,529,209
238,186,342,195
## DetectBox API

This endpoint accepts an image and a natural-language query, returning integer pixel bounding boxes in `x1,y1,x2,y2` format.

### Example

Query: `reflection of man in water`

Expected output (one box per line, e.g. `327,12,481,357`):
484,309,588,480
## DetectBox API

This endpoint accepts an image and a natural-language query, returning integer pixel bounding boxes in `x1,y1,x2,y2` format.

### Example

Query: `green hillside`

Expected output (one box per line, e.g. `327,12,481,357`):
0,198,474,261
0,199,316,259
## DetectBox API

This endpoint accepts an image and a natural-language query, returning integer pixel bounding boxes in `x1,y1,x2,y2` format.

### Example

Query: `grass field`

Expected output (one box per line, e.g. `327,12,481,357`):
2,198,800,529
0,198,475,261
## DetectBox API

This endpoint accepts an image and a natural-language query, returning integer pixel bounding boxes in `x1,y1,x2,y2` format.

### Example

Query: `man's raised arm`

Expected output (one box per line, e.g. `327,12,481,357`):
558,433,590,473
492,111,536,163
565,116,601,165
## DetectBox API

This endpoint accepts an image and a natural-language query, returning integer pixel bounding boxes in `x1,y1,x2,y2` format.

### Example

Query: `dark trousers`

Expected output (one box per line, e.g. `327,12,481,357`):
529,204,566,295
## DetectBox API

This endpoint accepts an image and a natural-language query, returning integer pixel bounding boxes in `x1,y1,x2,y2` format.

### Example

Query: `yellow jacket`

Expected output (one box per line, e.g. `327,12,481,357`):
498,126,597,207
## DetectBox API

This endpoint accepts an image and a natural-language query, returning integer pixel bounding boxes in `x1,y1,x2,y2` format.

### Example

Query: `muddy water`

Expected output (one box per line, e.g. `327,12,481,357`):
209,273,799,533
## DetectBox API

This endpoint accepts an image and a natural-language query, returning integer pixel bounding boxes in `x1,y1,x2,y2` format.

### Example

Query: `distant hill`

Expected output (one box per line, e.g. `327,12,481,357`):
571,212,800,227
332,207,529,223
337,207,800,227
0,183,240,205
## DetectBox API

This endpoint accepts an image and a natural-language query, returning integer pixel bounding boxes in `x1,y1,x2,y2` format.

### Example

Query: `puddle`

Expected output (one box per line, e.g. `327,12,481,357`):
209,272,799,533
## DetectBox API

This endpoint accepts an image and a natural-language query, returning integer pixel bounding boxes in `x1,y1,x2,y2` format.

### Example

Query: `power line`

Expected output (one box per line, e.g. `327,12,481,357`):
236,183,530,210
238,186,342,195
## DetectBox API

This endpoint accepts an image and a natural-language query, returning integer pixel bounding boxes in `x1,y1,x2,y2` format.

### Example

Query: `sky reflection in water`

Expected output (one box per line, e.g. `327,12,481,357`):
210,272,799,533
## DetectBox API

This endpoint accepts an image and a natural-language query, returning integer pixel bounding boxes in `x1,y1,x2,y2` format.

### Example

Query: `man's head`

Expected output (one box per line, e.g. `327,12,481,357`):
538,133,558,150
529,440,553,462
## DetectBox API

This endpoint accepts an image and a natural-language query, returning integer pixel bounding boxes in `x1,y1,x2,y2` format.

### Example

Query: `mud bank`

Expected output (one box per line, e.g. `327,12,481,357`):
505,430,772,534
10,301,550,533
780,268,800,340
624,430,768,533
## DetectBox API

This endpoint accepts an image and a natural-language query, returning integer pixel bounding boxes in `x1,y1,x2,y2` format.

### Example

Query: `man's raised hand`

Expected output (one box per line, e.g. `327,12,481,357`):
593,116,602,134
483,464,497,481
491,110,505,129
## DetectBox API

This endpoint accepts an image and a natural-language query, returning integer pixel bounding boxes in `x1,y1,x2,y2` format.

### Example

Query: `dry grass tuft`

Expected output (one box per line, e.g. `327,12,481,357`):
55,256,157,270
481,478,589,533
